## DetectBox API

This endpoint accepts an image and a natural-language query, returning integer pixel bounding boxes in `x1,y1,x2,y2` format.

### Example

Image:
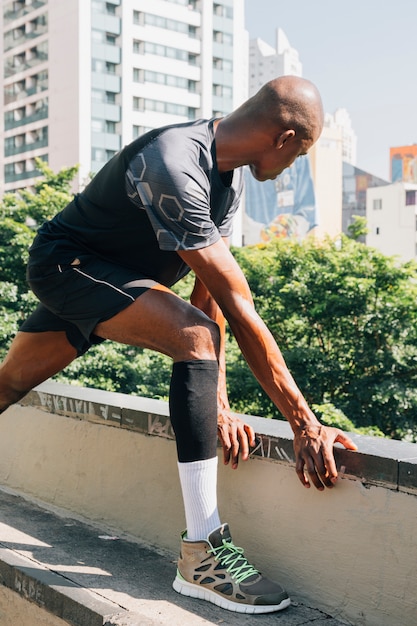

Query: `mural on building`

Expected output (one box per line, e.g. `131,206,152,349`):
243,155,318,245
390,145,417,183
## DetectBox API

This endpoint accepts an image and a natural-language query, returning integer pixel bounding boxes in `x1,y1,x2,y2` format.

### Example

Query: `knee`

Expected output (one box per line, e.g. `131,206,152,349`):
179,315,221,361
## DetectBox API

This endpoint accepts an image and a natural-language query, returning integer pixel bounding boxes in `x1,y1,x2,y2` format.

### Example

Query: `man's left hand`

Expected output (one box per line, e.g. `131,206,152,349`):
217,409,256,469
293,424,357,490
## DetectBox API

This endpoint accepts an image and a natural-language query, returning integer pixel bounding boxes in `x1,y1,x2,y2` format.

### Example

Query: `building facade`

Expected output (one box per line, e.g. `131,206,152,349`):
1,0,247,194
366,182,417,262
324,108,357,167
342,162,388,240
249,28,302,95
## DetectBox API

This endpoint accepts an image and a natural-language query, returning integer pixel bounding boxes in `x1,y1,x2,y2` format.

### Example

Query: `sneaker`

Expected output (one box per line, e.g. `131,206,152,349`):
172,523,290,614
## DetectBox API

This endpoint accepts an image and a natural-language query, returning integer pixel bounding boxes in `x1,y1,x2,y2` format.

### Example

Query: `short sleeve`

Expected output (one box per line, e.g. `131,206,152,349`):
126,133,221,252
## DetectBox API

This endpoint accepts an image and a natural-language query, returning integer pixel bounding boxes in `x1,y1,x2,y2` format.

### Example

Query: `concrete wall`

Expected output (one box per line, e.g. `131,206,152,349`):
0,586,69,626
1,381,417,626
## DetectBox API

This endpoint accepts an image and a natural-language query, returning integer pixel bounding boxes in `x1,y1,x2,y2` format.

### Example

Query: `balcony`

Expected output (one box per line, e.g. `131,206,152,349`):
3,0,47,25
0,381,416,626
4,24,48,52
4,135,47,157
4,52,48,79
4,105,48,130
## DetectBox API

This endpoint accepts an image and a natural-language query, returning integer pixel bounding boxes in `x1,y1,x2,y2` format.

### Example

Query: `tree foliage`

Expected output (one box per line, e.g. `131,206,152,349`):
2,163,417,440
0,159,78,352
232,237,417,439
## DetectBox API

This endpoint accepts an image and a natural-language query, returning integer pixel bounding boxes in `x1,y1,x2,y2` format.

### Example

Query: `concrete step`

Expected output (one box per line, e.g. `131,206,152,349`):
0,487,348,626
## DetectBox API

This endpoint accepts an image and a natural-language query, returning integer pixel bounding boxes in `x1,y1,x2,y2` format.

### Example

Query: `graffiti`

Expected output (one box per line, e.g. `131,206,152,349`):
36,392,121,422
14,572,43,602
250,435,295,464
147,413,175,439
98,403,121,422
32,391,296,464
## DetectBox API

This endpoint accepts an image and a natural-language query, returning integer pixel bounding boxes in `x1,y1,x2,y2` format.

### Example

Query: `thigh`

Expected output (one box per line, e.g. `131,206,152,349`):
27,255,160,349
94,284,220,363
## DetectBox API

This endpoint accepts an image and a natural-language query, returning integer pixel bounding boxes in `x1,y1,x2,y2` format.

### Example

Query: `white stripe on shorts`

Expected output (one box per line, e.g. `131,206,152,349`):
72,267,136,302
122,279,158,289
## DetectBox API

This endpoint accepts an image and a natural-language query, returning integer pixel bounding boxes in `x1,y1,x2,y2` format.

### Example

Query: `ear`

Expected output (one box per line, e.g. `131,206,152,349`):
276,129,296,149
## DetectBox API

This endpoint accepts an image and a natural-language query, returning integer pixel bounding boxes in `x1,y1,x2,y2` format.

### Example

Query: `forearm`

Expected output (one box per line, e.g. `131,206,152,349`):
180,240,318,432
227,299,319,433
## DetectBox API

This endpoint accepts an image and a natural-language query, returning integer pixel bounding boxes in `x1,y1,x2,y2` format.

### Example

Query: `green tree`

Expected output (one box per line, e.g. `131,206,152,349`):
232,237,417,440
347,215,368,241
3,165,417,441
0,160,79,355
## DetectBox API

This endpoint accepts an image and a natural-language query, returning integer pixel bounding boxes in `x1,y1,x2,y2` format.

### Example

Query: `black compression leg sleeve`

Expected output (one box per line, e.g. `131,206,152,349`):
169,359,219,462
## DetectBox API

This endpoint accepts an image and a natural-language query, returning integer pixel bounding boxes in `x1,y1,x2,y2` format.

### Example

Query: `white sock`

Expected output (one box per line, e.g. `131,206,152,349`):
177,457,221,541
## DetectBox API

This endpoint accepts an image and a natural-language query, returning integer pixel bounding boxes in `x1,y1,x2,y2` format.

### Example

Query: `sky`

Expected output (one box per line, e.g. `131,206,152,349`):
244,0,417,181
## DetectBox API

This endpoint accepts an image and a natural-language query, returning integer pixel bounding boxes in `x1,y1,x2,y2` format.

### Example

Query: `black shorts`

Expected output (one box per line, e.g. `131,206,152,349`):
20,253,159,356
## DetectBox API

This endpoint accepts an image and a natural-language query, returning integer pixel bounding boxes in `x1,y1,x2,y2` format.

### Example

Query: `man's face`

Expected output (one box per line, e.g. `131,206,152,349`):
249,136,314,182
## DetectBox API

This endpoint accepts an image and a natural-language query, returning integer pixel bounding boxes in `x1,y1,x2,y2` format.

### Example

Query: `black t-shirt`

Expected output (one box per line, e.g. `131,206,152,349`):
30,119,243,287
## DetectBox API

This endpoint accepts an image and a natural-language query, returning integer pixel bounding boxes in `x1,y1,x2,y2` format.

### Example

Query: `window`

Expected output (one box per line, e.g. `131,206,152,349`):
133,125,153,138
373,198,382,210
106,33,117,45
134,97,195,118
406,190,417,206
136,40,189,63
92,119,117,134
133,10,143,25
135,69,189,90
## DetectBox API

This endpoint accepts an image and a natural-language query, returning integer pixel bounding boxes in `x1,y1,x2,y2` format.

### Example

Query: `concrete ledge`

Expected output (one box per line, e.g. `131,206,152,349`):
1,380,417,626
0,488,346,626
20,380,417,493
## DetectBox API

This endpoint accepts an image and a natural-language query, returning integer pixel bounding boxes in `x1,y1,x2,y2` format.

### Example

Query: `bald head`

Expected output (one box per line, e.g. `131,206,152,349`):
246,75,324,143
215,76,324,179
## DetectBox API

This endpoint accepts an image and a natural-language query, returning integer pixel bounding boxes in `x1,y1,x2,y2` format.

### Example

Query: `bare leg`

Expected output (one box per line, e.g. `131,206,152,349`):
1,284,219,415
94,284,220,361
0,331,77,413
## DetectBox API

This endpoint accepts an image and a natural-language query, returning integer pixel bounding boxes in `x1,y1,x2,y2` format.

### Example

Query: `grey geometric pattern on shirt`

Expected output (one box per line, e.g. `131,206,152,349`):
126,151,220,252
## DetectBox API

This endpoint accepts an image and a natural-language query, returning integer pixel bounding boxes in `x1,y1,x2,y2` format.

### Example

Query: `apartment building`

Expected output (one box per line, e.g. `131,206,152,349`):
367,182,417,262
1,0,247,194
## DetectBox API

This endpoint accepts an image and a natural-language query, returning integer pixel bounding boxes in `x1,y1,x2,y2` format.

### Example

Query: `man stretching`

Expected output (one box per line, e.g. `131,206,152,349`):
0,76,357,614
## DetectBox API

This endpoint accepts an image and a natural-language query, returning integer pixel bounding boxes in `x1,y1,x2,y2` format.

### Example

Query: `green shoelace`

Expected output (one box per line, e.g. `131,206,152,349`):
209,539,259,584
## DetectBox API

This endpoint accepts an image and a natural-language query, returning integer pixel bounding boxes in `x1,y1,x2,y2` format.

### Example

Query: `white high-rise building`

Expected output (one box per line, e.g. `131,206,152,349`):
249,28,302,96
324,108,357,166
0,0,247,194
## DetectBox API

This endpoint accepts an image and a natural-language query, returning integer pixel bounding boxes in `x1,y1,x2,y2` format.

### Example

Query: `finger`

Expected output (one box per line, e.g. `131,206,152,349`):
237,425,250,462
304,457,325,491
218,425,232,465
244,424,256,448
230,428,241,469
310,450,335,489
335,432,358,451
321,445,339,485
295,456,310,489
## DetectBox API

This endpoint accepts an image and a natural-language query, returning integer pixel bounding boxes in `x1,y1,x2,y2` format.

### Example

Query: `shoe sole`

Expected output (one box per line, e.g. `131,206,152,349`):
172,575,291,614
